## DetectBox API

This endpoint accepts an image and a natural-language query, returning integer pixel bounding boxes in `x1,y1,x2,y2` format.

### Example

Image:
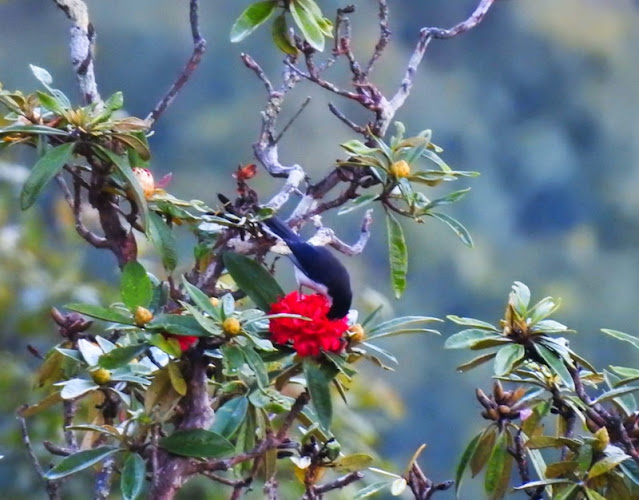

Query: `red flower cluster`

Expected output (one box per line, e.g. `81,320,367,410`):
164,334,198,352
268,292,349,357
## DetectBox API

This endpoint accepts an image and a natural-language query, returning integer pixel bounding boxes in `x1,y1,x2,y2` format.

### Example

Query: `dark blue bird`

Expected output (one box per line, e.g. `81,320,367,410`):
264,217,352,319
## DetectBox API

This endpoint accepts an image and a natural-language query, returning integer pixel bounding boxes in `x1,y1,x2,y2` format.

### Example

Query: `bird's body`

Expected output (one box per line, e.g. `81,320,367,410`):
264,217,352,319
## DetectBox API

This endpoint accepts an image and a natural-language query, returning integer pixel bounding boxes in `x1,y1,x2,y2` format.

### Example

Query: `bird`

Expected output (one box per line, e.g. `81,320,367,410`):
264,217,352,320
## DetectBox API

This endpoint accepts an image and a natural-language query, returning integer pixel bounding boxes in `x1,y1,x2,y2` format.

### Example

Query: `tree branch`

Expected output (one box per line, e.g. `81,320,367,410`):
52,0,100,105
386,0,497,134
147,0,207,124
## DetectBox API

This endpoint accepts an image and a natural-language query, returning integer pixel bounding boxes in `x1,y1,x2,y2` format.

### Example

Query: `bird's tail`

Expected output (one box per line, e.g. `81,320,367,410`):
263,217,299,244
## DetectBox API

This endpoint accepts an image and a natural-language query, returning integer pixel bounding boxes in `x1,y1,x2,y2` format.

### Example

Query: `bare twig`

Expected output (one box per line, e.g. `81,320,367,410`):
569,365,639,467
147,0,207,123
314,471,364,494
274,96,312,144
95,455,115,500
52,0,100,104
363,0,391,77
263,478,278,500
43,442,73,457
18,410,62,500
406,462,453,499
55,173,109,248
63,400,78,451
386,0,497,134
328,103,367,134
306,209,373,256
243,53,304,178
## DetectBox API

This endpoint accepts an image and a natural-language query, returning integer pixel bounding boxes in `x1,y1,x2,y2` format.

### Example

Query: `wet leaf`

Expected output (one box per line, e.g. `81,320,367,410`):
20,142,74,209
44,446,119,480
159,429,233,458
230,1,277,42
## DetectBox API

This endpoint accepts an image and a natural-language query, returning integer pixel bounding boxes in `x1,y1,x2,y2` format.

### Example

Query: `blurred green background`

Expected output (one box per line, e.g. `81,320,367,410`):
3,0,639,498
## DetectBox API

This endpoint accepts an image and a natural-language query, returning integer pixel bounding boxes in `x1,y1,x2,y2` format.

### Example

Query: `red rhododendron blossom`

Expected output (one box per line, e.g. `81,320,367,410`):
268,292,349,357
164,334,198,352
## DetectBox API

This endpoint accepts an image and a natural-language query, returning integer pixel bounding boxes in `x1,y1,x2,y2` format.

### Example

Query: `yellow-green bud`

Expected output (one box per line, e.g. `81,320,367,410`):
348,323,365,343
134,306,153,326
91,368,112,385
222,317,241,336
390,159,410,178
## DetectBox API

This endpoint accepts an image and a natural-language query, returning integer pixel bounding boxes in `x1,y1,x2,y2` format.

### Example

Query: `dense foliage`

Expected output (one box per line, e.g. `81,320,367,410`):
4,1,639,499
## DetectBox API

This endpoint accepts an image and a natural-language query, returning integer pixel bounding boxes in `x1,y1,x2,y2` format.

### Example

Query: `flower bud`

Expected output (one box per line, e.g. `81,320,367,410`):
348,323,365,343
390,159,410,178
132,167,155,199
209,297,220,307
91,368,112,385
222,317,241,336
593,427,610,452
498,404,511,415
324,440,341,461
134,306,153,326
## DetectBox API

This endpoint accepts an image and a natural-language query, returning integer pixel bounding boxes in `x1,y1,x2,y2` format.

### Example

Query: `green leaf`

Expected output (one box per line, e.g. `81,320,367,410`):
272,13,298,54
456,352,498,373
303,358,336,431
59,378,99,399
180,302,223,336
620,458,639,486
601,328,639,351
591,385,639,405
386,212,408,299
230,1,277,43
322,352,356,381
121,261,153,311
239,346,269,389
447,315,499,331
43,446,119,480
428,211,473,247
211,396,249,439
65,303,134,325
94,145,148,230
367,316,441,339
0,124,70,136
334,453,374,473
484,431,512,499
603,369,636,413
584,488,608,500
510,281,531,313
120,452,145,500
159,429,234,458
420,188,471,212
513,479,575,490
20,142,74,210
444,329,504,349
289,0,324,51
535,343,575,390
181,276,221,320
528,296,560,324
338,194,379,215
146,314,208,337
99,344,149,370
494,344,525,376
223,252,284,312
352,480,393,499
455,431,482,496
147,212,177,271
36,91,67,115
104,91,124,113
470,426,497,477
340,139,380,156
30,64,53,86
588,453,630,479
